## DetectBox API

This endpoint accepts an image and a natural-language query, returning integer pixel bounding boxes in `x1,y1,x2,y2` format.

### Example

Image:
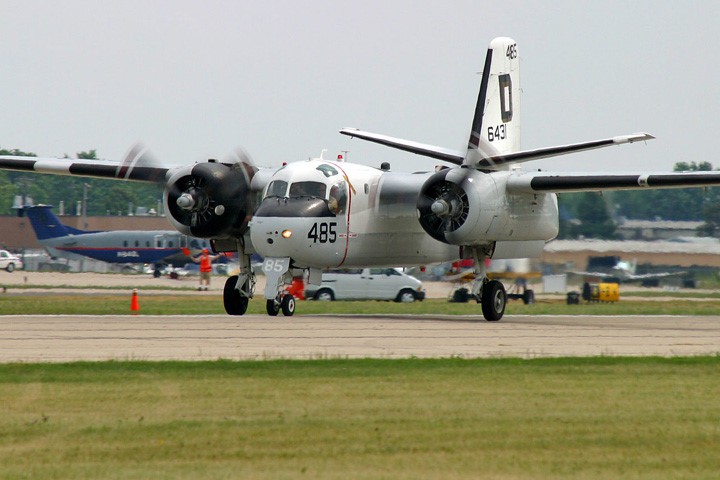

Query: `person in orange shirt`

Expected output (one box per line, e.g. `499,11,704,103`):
191,248,220,291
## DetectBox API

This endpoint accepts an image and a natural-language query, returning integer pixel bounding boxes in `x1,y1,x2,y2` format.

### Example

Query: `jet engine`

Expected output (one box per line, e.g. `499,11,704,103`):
416,168,499,245
164,160,257,238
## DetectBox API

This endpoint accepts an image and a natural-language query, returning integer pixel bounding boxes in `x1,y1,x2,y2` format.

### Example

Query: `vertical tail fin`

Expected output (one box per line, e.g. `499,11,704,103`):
467,37,521,166
23,205,84,240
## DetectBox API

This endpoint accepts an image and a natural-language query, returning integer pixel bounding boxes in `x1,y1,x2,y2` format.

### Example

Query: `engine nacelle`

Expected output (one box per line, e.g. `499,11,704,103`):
417,168,499,245
164,160,256,238
417,169,560,246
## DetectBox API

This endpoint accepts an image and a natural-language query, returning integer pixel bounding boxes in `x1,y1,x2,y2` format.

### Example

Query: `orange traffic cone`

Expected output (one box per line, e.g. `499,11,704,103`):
130,288,140,314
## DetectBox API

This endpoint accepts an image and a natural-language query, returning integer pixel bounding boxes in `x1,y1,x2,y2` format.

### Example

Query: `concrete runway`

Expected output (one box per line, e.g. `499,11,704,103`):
2,314,720,362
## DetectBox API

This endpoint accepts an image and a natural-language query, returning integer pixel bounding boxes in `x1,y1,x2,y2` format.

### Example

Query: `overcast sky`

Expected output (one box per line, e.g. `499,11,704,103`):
2,0,719,173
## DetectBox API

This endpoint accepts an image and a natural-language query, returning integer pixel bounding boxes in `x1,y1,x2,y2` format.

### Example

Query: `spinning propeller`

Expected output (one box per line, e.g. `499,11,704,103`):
120,144,258,239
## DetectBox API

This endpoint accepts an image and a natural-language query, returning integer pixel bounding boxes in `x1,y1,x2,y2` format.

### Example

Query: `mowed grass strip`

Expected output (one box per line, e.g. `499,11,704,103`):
3,294,720,316
1,357,719,479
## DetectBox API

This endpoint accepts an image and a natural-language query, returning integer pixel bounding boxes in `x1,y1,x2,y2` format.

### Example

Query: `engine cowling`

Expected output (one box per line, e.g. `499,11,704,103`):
417,168,498,245
164,160,256,238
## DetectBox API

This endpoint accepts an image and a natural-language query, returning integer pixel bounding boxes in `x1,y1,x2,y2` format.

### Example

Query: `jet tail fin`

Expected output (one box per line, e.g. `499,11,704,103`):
23,205,87,240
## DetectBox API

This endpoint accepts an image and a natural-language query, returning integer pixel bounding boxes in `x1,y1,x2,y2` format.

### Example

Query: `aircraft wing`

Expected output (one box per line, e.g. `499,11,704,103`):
623,272,681,280
0,155,169,182
506,170,720,193
339,128,653,169
570,271,684,281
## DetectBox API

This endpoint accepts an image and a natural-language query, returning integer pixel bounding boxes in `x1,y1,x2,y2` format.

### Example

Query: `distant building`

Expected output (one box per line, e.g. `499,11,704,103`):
542,238,720,269
616,218,703,241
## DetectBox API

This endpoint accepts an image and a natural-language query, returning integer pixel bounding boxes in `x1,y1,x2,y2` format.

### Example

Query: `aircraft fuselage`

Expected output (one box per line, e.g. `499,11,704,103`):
249,160,559,269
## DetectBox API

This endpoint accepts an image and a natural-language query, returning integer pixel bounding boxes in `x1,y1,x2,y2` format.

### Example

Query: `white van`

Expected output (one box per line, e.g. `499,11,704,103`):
305,268,425,302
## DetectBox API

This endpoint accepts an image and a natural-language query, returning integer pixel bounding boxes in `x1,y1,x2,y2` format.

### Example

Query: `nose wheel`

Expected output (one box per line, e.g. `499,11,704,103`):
266,294,295,316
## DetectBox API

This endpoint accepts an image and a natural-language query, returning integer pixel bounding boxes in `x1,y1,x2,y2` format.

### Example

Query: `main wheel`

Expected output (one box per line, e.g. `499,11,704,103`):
223,275,249,316
281,294,296,316
481,280,506,321
266,299,280,316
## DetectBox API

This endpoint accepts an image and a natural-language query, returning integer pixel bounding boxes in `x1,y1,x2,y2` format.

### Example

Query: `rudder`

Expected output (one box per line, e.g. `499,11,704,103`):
467,37,521,164
24,205,84,240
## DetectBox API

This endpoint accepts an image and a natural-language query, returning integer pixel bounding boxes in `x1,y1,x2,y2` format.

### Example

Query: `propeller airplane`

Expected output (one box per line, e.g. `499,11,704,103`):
17,204,213,267
4,37,720,321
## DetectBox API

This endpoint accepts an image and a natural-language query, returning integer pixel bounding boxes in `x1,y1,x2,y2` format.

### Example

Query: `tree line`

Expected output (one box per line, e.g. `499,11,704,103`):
2,148,719,238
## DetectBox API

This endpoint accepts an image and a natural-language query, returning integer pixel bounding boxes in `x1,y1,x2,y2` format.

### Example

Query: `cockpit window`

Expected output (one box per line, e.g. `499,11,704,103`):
265,180,288,198
289,181,326,199
328,181,348,215
316,164,338,178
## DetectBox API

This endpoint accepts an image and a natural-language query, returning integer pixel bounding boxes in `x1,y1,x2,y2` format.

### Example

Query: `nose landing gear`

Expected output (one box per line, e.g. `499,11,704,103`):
262,257,298,317
266,294,296,317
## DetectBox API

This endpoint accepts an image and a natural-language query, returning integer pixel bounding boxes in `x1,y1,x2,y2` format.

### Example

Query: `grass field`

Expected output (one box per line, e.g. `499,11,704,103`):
2,286,719,478
1,357,719,479
2,293,720,316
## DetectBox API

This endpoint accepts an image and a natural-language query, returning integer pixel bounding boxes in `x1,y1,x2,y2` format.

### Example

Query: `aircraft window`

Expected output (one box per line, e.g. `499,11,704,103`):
328,182,348,215
289,181,326,199
316,164,338,178
266,180,288,198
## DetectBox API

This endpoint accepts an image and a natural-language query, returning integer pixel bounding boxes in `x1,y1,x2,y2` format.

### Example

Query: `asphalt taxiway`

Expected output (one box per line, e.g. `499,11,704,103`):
2,314,719,362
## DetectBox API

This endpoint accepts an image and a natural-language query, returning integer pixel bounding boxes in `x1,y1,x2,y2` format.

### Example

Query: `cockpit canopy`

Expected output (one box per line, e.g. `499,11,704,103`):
262,162,348,215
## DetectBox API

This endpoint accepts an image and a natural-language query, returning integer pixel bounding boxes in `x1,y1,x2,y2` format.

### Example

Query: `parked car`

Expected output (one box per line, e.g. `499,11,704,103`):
0,250,23,272
305,268,425,302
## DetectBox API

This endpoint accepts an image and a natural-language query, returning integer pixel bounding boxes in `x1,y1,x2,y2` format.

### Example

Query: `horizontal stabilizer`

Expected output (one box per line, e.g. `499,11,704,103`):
339,128,465,165
470,133,655,169
340,128,654,170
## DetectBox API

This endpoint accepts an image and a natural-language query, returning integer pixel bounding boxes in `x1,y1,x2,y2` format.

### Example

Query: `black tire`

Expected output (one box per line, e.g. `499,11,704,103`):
266,299,280,316
6,263,15,273
395,288,417,303
281,294,296,316
223,275,248,316
522,289,535,305
481,280,506,321
314,288,334,301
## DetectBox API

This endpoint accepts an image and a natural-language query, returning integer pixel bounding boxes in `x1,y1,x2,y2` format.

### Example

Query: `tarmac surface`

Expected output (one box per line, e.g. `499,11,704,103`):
2,314,720,362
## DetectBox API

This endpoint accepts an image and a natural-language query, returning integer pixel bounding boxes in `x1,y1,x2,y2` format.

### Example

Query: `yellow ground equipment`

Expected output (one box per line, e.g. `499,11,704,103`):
582,282,620,303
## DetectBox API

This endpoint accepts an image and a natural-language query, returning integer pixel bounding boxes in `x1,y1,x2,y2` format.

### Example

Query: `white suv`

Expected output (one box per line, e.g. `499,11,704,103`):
306,268,425,302
0,250,23,272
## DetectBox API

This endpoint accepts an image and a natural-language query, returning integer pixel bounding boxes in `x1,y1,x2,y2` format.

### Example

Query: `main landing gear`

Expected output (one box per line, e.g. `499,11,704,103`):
222,242,255,316
469,247,507,322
